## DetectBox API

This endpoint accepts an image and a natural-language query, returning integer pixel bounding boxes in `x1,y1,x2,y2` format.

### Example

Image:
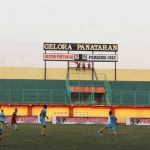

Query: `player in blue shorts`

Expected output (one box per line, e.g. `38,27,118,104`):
97,111,118,137
40,105,49,137
0,126,3,145
0,110,7,129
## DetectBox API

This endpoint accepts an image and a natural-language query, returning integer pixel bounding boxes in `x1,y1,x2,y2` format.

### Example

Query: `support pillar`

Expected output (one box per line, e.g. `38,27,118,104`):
69,107,73,117
28,106,32,116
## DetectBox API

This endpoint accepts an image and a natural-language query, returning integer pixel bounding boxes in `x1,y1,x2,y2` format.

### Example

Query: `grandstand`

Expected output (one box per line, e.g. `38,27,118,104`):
0,74,150,106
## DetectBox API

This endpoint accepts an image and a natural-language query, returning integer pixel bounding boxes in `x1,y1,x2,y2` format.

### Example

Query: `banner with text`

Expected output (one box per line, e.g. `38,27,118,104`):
52,116,108,124
43,53,74,61
43,43,118,52
126,117,150,125
5,116,38,124
43,53,118,62
87,54,118,62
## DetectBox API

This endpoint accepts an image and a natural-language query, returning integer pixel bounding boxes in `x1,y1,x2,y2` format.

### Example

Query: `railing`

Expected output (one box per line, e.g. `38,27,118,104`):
0,89,150,105
0,89,69,104
66,74,71,102
67,73,106,86
111,90,150,105
104,75,112,103
66,73,112,104
93,68,98,80
70,91,95,104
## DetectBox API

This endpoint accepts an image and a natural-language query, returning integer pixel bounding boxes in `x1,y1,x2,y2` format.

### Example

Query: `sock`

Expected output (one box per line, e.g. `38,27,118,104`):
112,130,117,135
15,124,17,130
0,128,2,143
99,127,105,133
0,135,2,143
41,127,45,135
7,124,12,127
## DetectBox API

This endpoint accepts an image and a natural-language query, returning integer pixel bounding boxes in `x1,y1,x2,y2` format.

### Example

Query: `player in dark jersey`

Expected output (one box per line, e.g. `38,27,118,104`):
7,108,18,130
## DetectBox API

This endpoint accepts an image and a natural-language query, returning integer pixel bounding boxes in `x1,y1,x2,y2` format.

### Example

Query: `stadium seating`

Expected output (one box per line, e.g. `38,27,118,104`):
0,79,69,104
0,79,150,105
109,81,150,105
0,79,66,89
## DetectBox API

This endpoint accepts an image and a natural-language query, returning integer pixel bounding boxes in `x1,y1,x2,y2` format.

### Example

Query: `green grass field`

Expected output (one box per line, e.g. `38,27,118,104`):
1,124,150,150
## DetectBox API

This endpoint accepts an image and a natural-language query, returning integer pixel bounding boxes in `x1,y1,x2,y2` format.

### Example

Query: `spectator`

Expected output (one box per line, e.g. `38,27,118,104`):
82,62,85,71
88,62,91,70
76,62,80,71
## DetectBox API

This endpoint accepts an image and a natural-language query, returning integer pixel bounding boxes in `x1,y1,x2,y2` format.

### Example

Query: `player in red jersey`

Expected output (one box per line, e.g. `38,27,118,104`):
88,62,91,70
7,108,18,130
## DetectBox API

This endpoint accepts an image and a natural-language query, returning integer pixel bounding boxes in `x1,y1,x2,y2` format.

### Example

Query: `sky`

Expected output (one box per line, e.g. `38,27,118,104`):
0,0,150,69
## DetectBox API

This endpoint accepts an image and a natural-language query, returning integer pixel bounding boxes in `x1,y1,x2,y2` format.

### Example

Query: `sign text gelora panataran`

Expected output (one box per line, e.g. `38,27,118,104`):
43,43,118,52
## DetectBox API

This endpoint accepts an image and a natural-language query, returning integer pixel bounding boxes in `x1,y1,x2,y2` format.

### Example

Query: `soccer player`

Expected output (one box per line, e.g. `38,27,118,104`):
40,105,49,137
7,108,18,130
0,109,7,129
0,126,3,146
97,111,118,137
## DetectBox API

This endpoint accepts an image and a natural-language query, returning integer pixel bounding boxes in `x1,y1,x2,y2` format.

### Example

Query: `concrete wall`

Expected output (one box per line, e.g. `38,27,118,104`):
1,105,150,123
0,67,150,81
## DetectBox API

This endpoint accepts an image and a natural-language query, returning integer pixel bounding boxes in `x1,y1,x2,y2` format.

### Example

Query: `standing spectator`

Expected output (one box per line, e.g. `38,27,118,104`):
82,62,85,71
76,62,80,71
88,62,91,70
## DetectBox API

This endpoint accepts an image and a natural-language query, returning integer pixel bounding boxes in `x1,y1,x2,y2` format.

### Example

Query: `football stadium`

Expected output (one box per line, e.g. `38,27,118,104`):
1,1,150,150
1,43,150,124
0,43,150,149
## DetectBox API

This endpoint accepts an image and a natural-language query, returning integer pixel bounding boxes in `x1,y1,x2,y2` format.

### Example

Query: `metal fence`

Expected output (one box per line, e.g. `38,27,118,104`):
70,91,95,104
66,73,112,103
111,90,150,105
0,89,69,104
0,89,150,105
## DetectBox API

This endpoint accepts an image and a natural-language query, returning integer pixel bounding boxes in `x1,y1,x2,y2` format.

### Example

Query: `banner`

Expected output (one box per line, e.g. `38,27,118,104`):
43,53,74,61
5,116,38,124
44,53,118,62
52,116,108,124
87,54,118,62
126,117,150,125
43,43,118,52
